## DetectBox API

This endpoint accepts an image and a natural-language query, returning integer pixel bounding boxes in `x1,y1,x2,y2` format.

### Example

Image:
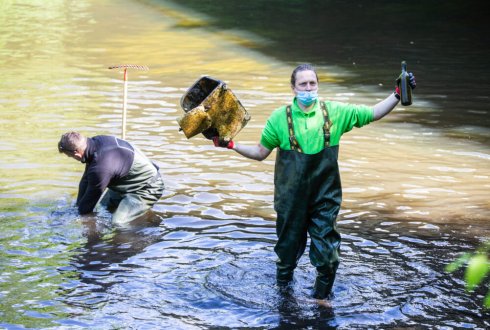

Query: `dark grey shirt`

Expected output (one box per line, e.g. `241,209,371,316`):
77,135,157,214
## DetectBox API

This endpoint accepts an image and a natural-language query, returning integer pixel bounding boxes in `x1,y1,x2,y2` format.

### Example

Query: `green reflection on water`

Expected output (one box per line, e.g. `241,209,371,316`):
0,210,83,327
0,0,103,200
0,1,96,326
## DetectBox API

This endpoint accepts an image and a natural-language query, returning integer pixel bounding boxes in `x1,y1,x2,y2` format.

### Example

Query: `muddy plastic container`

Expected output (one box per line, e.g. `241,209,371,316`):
178,76,250,141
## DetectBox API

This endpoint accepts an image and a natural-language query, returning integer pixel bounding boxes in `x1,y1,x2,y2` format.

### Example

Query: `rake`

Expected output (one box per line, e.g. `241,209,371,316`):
108,64,149,139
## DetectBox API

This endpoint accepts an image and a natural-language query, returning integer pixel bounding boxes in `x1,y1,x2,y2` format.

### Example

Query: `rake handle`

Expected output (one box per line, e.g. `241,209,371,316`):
122,68,128,140
108,64,149,140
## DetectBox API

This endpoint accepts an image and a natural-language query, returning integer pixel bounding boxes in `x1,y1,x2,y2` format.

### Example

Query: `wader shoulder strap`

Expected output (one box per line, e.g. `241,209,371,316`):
286,105,303,153
320,101,331,148
286,102,331,152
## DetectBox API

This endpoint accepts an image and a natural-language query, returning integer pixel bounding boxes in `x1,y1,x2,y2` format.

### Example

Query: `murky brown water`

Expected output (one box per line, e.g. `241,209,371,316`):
0,0,488,329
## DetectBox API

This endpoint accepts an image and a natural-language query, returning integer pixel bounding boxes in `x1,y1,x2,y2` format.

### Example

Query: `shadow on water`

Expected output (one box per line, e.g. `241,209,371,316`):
147,0,490,143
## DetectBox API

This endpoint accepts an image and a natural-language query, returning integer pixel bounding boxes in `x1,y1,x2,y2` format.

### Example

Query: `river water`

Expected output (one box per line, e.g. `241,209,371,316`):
0,0,488,329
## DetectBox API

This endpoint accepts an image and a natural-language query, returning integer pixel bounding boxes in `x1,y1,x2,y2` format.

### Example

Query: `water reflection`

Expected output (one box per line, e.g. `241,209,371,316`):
60,213,161,308
45,210,487,329
0,0,489,329
273,287,336,330
161,0,490,137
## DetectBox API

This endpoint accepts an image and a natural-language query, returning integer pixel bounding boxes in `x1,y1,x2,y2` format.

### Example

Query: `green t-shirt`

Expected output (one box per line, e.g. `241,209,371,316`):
260,98,374,154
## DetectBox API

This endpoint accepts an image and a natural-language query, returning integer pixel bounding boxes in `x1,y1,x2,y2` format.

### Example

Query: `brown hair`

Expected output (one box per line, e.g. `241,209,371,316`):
290,63,319,87
58,132,86,154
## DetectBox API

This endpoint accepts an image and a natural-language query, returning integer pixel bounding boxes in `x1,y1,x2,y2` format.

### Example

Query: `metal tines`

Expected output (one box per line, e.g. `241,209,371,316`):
108,64,149,71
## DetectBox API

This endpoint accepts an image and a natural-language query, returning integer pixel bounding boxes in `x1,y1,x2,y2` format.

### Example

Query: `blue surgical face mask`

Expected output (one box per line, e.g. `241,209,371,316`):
296,90,318,107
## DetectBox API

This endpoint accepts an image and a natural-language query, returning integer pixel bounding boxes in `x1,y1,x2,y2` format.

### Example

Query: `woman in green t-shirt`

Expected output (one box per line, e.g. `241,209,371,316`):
213,63,416,300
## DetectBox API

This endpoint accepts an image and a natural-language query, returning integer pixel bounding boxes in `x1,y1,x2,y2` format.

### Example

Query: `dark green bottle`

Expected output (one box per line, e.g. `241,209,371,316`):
399,61,412,106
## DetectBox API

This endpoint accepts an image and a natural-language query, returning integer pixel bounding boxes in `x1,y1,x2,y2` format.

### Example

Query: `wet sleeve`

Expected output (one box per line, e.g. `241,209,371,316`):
76,169,89,206
77,166,112,214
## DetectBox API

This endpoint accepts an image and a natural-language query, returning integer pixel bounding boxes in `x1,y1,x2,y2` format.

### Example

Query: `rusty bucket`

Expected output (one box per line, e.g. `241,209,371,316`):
177,76,251,141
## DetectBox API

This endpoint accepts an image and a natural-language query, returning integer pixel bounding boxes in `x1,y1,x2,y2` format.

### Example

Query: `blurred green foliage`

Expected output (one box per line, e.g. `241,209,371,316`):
446,241,490,308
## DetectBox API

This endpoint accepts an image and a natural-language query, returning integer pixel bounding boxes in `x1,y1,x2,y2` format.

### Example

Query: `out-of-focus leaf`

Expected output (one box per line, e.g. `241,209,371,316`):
445,253,471,273
465,254,489,291
485,291,490,308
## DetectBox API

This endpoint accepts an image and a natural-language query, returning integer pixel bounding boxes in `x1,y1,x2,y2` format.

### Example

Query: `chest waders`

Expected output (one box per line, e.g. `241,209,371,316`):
274,101,342,299
99,145,165,225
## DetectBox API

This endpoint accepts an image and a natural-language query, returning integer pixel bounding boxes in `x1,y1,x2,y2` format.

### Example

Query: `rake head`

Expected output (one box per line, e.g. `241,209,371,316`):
108,64,149,71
